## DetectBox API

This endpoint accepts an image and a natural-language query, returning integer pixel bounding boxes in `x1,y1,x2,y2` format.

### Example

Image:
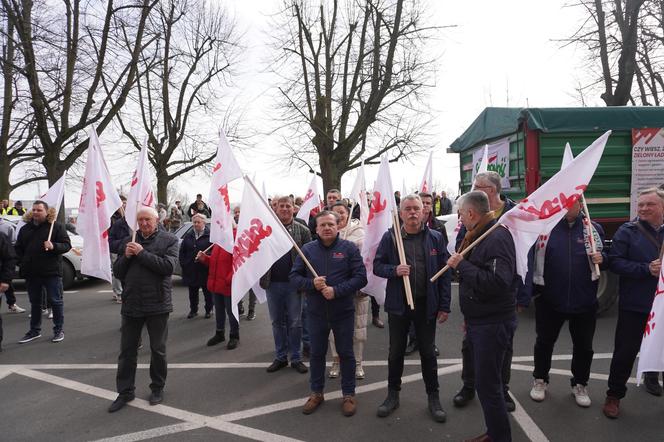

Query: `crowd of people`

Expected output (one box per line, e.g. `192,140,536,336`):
0,174,662,442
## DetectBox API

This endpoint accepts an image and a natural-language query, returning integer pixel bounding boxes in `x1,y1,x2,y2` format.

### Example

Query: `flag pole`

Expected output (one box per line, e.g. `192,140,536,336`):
47,219,56,243
430,222,502,282
244,176,319,278
581,195,601,275
392,210,414,310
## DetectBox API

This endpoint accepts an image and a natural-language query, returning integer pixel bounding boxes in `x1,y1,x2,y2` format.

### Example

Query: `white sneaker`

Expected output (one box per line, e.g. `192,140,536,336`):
530,379,547,402
572,384,591,407
47,308,53,319
9,304,26,313
328,361,340,379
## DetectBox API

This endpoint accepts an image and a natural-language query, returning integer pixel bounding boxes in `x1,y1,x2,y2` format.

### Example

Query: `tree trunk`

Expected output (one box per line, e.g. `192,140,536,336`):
157,172,169,206
0,159,10,200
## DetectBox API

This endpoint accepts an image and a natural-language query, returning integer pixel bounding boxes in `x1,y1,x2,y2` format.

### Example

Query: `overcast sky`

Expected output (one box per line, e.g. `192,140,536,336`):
14,0,598,208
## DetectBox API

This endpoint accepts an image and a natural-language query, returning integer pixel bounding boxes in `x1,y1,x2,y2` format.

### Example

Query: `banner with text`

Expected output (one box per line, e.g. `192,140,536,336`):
471,138,511,189
631,128,664,218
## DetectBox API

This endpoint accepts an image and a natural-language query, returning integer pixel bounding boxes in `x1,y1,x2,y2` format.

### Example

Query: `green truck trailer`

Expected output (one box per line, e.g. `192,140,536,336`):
448,106,664,312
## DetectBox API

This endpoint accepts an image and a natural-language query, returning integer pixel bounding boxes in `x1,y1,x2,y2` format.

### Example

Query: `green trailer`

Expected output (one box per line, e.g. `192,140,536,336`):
448,106,664,312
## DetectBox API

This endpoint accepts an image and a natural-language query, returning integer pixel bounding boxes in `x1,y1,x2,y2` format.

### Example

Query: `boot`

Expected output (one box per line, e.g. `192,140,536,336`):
377,389,400,417
227,334,239,350
207,330,225,347
644,372,663,396
428,392,447,423
354,341,365,379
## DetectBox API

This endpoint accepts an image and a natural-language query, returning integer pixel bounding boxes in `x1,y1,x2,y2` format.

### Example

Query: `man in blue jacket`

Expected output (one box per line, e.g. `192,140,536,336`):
448,191,519,442
373,194,451,423
529,200,606,408
603,187,664,419
290,210,367,417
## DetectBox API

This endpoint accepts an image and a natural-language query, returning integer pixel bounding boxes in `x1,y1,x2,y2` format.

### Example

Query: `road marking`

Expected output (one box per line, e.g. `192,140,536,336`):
97,290,115,293
64,291,78,294
508,391,549,442
91,423,205,442
0,368,13,381
17,368,303,442
511,364,638,385
14,291,27,294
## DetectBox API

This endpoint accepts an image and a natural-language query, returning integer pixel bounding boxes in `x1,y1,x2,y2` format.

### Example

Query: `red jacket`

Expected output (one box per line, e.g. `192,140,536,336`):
198,244,233,296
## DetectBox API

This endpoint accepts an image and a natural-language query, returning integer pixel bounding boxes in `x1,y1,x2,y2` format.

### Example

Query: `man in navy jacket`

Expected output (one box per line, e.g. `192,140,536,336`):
529,200,606,408
603,187,664,419
290,210,367,417
373,194,451,423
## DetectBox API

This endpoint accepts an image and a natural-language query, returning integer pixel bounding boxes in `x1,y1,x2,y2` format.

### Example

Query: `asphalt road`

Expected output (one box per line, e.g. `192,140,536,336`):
1,278,663,442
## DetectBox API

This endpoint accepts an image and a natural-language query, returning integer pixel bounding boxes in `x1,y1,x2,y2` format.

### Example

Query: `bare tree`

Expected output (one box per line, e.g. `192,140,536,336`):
272,0,439,192
115,0,240,204
1,0,156,200
0,11,40,198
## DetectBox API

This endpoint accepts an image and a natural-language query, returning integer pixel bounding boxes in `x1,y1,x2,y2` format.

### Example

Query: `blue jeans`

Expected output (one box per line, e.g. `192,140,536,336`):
27,275,64,334
213,295,239,338
467,319,517,442
266,282,303,362
309,309,355,395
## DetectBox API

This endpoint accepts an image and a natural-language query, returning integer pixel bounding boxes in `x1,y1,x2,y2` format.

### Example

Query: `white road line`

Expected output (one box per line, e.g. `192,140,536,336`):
17,368,303,442
510,364,638,385
97,290,115,293
508,391,549,442
0,368,13,381
63,291,78,294
14,291,27,294
91,422,205,442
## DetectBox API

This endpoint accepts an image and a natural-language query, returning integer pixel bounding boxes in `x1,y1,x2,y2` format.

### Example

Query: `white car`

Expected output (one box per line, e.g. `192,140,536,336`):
1,215,84,289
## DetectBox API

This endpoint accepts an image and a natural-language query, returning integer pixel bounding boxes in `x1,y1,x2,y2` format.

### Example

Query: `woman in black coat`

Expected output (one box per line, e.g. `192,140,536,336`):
178,214,213,318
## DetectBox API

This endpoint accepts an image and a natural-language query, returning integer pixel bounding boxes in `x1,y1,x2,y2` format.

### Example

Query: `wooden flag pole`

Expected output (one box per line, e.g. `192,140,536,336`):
244,176,319,278
392,210,415,310
581,195,601,275
46,220,56,244
430,222,502,282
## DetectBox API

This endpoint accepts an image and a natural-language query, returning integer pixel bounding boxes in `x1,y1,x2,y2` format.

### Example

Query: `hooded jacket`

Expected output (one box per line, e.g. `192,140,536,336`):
198,244,233,296
178,226,211,287
15,209,72,278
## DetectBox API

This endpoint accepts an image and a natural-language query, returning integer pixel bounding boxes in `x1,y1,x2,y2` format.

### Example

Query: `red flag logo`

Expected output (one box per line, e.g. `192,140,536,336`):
95,181,106,208
218,185,230,212
367,191,387,225
232,218,273,271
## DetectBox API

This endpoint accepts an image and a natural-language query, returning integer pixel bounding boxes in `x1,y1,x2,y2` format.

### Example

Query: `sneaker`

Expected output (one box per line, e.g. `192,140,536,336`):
19,330,42,344
355,364,365,380
342,395,357,417
302,392,324,415
291,361,308,374
530,379,547,402
41,308,48,316
8,304,25,313
247,310,256,321
52,331,64,343
571,384,591,407
603,395,620,419
47,308,53,319
405,339,418,355
186,312,198,319
329,361,340,378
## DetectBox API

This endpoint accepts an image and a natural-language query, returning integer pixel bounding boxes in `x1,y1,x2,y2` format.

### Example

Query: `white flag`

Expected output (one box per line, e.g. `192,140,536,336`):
295,175,322,225
447,145,489,254
125,143,155,231
636,267,664,383
41,174,66,216
562,143,574,168
420,152,433,193
231,177,294,321
78,129,122,282
361,156,396,304
209,129,243,252
349,162,370,226
500,131,610,281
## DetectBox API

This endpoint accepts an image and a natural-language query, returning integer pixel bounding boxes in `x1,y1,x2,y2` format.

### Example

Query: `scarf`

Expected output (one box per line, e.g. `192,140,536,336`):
533,214,603,285
458,211,496,254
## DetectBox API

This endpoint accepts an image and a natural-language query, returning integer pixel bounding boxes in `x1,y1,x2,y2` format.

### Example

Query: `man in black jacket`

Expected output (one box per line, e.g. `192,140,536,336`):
448,191,518,442
16,201,72,344
109,207,179,413
0,231,17,351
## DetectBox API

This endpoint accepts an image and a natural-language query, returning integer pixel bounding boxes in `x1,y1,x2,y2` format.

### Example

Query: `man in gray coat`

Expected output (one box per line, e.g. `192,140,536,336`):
109,207,179,413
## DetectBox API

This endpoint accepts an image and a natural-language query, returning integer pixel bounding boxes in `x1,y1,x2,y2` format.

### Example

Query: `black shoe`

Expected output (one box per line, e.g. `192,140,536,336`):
453,386,475,407
434,344,440,357
207,331,225,346
302,345,310,359
187,312,198,319
247,310,256,321
644,372,663,396
149,390,163,406
204,312,212,319
238,302,245,317
291,361,308,374
405,340,418,355
267,359,289,373
377,389,400,417
504,390,516,412
18,330,41,344
427,393,447,423
108,395,134,413
227,337,239,350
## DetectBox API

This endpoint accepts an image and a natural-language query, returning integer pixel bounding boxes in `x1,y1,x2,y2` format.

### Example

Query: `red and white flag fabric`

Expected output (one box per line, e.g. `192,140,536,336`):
77,129,122,282
349,161,370,226
562,142,574,168
125,143,154,231
295,175,322,225
447,145,489,255
209,129,243,252
42,174,66,216
636,266,664,383
361,156,396,304
420,152,433,193
500,131,610,281
231,177,294,321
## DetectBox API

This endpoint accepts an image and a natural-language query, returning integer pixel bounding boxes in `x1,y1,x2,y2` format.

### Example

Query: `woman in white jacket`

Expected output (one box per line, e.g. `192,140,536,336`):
328,202,370,379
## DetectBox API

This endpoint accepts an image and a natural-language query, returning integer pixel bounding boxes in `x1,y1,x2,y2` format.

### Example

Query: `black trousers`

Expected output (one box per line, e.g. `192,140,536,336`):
4,283,15,306
388,302,439,394
116,313,169,398
188,286,212,314
607,309,649,399
0,294,4,345
371,296,380,318
533,298,596,386
461,324,513,392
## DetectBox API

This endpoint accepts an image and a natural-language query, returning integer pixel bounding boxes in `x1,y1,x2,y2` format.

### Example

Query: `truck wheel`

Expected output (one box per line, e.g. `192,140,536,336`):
62,261,75,290
597,270,619,315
